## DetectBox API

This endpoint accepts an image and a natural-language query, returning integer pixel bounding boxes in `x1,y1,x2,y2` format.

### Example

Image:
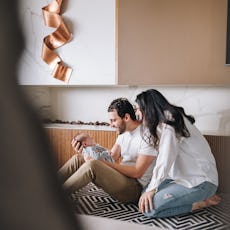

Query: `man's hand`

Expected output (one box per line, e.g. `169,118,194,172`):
71,138,83,154
83,153,93,162
138,190,155,213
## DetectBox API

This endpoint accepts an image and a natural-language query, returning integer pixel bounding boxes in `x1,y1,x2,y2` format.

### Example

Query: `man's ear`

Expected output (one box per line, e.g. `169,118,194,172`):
124,113,131,121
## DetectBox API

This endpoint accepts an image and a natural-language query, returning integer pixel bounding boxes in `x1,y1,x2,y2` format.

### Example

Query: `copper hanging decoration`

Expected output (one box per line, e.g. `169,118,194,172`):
42,0,73,82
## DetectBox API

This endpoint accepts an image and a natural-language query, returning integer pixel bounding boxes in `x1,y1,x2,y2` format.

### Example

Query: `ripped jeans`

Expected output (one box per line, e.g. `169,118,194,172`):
143,179,217,218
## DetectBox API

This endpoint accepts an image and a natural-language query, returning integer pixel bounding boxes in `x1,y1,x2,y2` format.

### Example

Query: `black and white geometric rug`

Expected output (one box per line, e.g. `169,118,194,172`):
71,183,230,230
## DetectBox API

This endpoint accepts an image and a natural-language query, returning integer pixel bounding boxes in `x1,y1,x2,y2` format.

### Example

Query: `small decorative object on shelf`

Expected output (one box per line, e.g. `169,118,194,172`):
43,119,110,126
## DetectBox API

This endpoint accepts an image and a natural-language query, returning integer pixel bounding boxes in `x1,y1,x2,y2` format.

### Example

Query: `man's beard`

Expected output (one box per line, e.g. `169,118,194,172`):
118,121,126,135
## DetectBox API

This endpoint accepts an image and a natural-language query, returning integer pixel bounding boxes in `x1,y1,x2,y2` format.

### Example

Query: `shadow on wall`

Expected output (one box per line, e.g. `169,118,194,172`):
218,109,230,135
0,1,82,229
204,134,230,194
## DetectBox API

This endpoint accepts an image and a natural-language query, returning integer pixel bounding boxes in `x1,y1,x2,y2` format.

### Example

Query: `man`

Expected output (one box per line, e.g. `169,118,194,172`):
59,98,157,203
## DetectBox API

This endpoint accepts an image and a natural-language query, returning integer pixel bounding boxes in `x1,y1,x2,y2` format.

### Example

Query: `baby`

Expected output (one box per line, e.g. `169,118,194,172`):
74,132,114,163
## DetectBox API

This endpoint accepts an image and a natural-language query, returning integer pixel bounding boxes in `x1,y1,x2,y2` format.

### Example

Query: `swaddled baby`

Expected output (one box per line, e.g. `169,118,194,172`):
74,132,114,162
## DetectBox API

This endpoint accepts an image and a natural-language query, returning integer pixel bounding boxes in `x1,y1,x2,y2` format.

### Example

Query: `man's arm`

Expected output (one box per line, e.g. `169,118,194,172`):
102,154,156,179
110,143,121,161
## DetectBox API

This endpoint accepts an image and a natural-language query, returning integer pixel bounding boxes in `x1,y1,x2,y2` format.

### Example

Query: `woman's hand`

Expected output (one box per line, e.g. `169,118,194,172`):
71,138,83,154
138,190,155,213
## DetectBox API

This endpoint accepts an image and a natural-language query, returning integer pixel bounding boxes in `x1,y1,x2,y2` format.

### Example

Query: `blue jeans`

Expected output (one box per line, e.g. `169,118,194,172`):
144,179,217,218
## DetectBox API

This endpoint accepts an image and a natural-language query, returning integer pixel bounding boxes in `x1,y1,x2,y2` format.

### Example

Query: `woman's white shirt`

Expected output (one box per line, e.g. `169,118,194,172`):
146,118,218,192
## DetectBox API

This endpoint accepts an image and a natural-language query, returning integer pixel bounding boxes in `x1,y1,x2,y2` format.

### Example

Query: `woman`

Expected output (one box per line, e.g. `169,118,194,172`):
135,89,220,218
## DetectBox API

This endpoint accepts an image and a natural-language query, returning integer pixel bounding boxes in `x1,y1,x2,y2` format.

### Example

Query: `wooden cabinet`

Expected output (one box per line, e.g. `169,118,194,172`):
45,127,117,168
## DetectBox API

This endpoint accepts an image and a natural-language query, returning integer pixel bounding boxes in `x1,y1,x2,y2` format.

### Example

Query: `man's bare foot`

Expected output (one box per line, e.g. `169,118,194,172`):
192,195,221,211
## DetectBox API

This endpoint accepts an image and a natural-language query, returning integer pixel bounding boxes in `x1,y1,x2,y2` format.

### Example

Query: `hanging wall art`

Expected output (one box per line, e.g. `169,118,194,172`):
42,0,72,82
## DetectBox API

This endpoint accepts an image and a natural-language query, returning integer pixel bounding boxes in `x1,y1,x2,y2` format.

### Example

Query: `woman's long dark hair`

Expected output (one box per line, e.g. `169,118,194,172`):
135,89,195,147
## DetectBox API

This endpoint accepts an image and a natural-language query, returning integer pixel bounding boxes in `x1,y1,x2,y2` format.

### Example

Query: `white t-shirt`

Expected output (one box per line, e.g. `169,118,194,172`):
146,118,218,192
115,124,157,187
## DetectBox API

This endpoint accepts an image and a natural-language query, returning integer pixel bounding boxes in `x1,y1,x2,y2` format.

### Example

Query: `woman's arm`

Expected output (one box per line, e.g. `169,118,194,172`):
145,124,178,192
138,124,178,213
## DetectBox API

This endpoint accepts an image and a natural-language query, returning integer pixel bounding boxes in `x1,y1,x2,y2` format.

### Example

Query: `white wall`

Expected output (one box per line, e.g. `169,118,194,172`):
21,86,230,136
18,0,116,85
18,0,230,136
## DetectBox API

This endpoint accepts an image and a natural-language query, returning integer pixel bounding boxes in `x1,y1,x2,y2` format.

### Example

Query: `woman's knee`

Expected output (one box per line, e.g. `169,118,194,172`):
143,209,157,218
196,181,217,200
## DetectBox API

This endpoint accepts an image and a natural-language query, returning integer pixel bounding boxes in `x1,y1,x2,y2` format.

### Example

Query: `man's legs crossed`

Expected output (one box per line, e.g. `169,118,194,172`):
63,159,142,203
58,154,85,183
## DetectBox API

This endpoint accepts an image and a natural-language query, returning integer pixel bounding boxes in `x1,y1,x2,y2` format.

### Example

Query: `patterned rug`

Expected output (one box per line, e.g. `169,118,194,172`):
71,183,230,230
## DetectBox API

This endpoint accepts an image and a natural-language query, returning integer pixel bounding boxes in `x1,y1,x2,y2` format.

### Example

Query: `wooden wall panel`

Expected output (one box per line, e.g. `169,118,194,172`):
118,0,230,85
45,128,117,168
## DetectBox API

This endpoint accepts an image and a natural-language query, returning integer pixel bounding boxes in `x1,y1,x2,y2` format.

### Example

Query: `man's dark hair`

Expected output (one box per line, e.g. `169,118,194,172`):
108,98,137,121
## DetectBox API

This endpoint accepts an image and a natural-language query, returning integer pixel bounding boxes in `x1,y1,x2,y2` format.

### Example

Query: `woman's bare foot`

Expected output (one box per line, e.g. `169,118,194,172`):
192,195,221,211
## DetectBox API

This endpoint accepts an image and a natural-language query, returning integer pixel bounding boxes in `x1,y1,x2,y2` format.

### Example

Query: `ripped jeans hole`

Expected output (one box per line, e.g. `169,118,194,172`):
163,193,173,199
